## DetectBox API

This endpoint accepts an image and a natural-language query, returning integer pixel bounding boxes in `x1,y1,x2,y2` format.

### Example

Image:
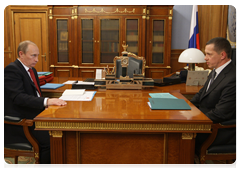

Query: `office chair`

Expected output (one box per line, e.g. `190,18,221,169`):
4,116,40,164
113,52,146,79
199,119,236,164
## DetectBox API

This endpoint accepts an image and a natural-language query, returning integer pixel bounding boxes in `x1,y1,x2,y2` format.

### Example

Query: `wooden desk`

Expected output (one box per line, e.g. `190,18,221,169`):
35,84,211,164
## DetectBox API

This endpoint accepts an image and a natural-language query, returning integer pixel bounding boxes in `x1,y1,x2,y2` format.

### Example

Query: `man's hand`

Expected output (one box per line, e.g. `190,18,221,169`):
47,98,67,106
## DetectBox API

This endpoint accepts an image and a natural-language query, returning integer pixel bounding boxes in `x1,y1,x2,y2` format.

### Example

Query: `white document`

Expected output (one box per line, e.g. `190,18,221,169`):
95,69,102,79
61,89,85,96
63,80,78,84
59,91,96,101
76,82,95,85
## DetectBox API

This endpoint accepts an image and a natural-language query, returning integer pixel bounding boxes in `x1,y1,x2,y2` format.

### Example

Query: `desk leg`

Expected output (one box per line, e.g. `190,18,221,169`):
49,131,63,164
179,133,196,164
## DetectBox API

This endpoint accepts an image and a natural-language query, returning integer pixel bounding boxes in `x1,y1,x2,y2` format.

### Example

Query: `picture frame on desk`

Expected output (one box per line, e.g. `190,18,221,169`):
186,71,208,86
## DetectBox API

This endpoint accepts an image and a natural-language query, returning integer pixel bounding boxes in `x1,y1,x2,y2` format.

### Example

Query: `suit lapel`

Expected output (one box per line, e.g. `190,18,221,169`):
201,62,233,100
202,72,225,98
14,60,38,93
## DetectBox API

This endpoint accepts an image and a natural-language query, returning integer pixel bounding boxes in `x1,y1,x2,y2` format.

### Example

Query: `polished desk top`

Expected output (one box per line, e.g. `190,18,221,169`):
36,79,211,133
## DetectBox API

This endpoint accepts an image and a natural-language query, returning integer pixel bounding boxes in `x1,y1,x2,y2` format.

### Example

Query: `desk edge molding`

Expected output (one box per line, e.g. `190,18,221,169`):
35,121,211,132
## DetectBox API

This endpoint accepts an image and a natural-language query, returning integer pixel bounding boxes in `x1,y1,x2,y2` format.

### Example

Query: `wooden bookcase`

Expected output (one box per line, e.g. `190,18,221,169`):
48,5,173,78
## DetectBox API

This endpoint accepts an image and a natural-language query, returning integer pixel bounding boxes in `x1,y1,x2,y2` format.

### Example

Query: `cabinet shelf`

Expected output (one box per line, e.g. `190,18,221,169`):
101,51,119,53
82,29,93,31
101,40,119,42
82,40,94,42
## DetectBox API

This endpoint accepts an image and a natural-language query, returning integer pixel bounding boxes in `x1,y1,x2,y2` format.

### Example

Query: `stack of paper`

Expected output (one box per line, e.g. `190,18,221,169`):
148,93,191,110
59,89,96,101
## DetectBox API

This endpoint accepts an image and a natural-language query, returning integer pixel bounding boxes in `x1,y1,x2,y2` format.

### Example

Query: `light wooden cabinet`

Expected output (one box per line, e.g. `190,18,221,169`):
48,5,173,78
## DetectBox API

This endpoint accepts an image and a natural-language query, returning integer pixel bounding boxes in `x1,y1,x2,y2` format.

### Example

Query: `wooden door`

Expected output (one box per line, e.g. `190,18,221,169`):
14,13,48,71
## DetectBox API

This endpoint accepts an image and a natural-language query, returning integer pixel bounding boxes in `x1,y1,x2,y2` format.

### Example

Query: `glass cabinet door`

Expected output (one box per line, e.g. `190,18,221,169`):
82,19,94,63
152,20,164,64
126,19,138,55
100,19,119,63
57,19,69,62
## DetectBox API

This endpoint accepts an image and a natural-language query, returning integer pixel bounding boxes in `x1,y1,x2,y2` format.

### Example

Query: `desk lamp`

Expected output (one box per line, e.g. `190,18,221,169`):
178,48,206,71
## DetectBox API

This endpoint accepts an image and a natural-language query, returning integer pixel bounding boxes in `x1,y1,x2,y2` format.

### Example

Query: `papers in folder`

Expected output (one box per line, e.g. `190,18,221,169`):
59,89,96,101
148,93,191,110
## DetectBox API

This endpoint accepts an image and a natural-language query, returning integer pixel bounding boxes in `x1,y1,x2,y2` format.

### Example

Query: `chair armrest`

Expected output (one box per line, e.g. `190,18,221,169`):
200,119,236,157
4,115,39,156
220,119,236,126
4,116,22,122
4,116,33,126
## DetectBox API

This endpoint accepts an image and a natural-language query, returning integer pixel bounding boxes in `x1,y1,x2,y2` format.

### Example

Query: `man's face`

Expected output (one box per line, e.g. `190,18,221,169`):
204,44,223,69
19,44,39,68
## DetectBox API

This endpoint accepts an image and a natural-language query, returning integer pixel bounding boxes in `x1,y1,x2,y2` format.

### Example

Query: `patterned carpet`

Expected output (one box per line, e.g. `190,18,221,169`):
4,156,238,168
4,157,35,164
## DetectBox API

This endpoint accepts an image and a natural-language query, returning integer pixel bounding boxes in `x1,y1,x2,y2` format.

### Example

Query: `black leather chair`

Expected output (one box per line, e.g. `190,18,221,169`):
114,52,146,79
4,116,40,164
199,119,236,164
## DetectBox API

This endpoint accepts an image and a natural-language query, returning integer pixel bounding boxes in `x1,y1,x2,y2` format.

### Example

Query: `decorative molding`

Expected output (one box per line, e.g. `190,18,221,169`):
35,153,39,159
71,7,78,19
49,130,63,137
143,8,146,14
49,8,52,19
72,65,78,68
36,122,211,132
85,8,135,14
182,133,196,139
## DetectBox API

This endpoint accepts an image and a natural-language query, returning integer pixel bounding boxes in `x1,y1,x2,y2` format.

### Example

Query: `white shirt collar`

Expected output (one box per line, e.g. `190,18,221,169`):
17,58,30,72
214,59,232,78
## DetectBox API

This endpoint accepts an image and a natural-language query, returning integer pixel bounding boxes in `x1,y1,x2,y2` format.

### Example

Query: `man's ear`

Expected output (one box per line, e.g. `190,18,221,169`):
19,51,24,58
220,51,227,60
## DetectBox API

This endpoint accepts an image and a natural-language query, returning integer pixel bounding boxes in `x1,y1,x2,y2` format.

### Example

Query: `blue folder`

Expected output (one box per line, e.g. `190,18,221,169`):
40,83,64,89
148,98,191,110
37,72,52,76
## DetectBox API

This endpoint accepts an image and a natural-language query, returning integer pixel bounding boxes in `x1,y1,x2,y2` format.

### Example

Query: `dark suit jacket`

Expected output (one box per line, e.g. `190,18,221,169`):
190,61,236,123
4,59,47,145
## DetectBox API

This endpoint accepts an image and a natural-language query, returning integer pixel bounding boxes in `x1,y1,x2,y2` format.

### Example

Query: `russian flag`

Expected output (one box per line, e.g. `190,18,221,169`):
188,5,200,49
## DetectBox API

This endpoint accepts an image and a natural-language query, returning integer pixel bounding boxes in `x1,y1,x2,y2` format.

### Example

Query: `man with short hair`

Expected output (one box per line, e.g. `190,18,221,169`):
191,37,235,123
190,37,236,152
4,40,67,163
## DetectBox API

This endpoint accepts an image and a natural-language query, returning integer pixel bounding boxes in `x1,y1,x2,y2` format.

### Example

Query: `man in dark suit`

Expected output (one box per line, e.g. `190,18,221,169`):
4,40,67,163
190,37,236,151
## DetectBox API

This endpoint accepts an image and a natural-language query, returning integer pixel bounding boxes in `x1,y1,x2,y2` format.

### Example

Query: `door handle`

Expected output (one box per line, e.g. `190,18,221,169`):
41,53,46,61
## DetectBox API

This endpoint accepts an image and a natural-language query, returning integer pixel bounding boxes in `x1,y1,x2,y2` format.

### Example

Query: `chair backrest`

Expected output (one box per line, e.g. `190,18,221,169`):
113,52,146,78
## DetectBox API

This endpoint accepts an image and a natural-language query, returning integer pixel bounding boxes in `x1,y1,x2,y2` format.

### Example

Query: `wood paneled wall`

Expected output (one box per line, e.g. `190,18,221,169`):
171,5,228,73
4,6,13,68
